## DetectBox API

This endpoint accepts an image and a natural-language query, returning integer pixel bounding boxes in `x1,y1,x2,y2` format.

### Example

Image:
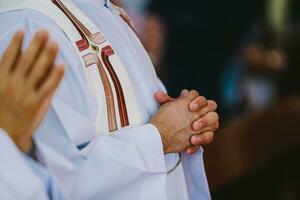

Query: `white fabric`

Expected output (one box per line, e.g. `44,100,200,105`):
0,129,49,200
0,0,211,199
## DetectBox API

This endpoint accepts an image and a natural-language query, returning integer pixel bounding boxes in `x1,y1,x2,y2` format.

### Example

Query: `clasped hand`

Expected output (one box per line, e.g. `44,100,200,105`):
151,90,219,154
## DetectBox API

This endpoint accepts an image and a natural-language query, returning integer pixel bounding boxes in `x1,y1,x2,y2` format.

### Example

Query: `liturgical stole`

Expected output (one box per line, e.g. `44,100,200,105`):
0,0,143,134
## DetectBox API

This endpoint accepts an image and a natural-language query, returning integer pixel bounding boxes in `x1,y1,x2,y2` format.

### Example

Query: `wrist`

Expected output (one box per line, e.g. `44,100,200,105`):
160,133,170,154
16,137,33,153
1,127,33,153
0,126,33,153
149,120,170,154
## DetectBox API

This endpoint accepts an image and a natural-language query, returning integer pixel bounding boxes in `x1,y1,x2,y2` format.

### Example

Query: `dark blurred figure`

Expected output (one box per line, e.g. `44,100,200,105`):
221,25,283,120
146,0,257,106
221,0,300,121
204,0,300,199
278,25,300,98
207,25,300,200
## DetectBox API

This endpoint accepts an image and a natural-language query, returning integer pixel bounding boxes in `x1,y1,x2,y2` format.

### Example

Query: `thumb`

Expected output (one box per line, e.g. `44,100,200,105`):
154,91,174,105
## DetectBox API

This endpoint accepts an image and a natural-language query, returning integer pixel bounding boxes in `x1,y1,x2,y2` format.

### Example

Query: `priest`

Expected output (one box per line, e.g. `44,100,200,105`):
0,0,219,199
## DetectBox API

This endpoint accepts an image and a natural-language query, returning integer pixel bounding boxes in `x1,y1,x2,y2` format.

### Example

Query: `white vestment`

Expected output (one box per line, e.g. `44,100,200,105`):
0,129,66,200
0,0,211,199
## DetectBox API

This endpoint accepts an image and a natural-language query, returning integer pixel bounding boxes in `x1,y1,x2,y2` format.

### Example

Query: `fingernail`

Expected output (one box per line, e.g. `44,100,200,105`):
190,102,199,110
181,89,189,96
192,136,203,145
191,137,197,145
194,121,203,130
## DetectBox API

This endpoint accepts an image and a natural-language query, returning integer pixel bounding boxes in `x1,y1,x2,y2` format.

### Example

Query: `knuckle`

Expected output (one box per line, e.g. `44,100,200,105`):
213,122,220,130
208,111,219,122
214,112,220,121
197,96,207,107
190,90,199,97
192,112,201,121
206,136,214,144
201,118,208,127
203,132,214,144
208,100,218,110
198,106,209,116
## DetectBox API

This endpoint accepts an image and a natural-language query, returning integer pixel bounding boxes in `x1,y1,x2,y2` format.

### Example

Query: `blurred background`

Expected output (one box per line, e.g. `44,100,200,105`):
115,0,300,199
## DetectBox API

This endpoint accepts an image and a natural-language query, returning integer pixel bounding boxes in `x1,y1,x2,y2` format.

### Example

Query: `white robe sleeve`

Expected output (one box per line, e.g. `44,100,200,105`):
36,123,168,200
181,149,211,200
0,129,49,200
74,124,167,200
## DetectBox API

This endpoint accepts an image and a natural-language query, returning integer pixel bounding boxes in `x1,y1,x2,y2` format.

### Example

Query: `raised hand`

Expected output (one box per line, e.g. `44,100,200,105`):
154,90,219,154
0,30,65,152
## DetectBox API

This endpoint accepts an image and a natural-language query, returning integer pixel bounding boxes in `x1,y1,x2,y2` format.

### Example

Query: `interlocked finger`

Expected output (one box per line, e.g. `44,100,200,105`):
180,90,199,101
192,111,219,131
189,96,207,111
186,145,201,154
190,131,214,146
198,100,217,117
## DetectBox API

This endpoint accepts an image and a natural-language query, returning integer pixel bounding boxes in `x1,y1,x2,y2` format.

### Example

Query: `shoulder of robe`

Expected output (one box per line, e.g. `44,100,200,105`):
0,9,70,49
0,8,83,74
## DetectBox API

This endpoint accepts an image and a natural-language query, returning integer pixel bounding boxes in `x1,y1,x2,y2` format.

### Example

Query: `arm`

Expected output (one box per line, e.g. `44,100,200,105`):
0,129,49,200
0,29,66,199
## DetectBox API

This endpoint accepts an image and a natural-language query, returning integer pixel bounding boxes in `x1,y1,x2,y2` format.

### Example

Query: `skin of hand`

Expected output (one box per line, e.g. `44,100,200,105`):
154,90,219,154
0,30,65,153
150,91,218,154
